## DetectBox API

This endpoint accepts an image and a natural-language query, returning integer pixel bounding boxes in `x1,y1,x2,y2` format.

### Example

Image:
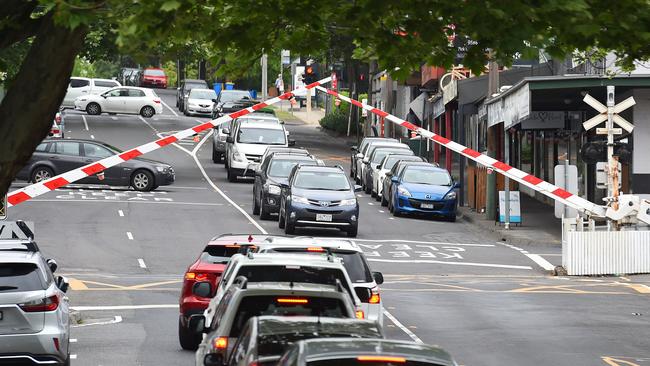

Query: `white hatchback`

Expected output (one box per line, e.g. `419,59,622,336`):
74,86,163,118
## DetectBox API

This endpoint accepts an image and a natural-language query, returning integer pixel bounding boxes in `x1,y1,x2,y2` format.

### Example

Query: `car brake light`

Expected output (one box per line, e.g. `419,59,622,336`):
306,247,325,252
277,298,308,304
225,244,241,248
53,337,60,351
369,287,381,304
355,310,365,319
19,295,59,312
357,356,406,363
185,272,209,281
213,337,228,349
154,99,161,104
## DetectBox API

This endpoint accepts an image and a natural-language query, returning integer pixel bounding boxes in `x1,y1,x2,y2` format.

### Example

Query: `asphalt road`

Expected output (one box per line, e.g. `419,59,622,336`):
7,89,650,366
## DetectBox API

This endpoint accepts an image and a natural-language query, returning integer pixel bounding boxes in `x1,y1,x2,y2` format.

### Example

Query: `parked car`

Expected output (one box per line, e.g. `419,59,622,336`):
0,241,71,365
356,140,404,184
362,146,413,195
349,137,395,179
389,164,458,221
225,120,293,182
212,90,255,119
61,77,121,108
192,281,358,366
177,79,209,111
227,316,383,366
278,165,362,237
74,86,162,117
15,139,175,191
49,112,65,138
139,67,168,89
373,155,426,202
381,161,433,207
184,88,218,116
277,338,458,366
253,153,319,220
178,234,269,350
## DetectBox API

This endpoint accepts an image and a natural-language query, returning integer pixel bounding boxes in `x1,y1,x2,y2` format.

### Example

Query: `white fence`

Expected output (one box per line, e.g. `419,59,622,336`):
563,230,650,275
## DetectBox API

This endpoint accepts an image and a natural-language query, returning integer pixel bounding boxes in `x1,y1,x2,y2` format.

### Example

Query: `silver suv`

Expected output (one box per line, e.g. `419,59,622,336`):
0,240,70,365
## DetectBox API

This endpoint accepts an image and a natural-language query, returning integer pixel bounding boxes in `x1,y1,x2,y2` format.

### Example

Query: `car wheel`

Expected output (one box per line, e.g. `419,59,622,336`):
381,193,388,207
227,168,237,182
259,199,272,220
278,202,286,228
140,106,155,118
183,109,189,116
371,189,377,198
364,181,371,194
31,166,54,183
346,224,358,238
252,191,260,215
178,317,201,350
285,212,295,234
131,169,155,191
86,102,101,115
212,148,221,164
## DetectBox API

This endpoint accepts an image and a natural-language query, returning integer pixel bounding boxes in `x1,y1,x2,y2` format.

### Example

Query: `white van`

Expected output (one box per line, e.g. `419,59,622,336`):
61,77,122,108
225,120,294,182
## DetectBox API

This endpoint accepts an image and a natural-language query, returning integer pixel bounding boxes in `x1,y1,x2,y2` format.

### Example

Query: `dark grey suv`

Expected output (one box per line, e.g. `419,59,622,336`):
278,165,362,237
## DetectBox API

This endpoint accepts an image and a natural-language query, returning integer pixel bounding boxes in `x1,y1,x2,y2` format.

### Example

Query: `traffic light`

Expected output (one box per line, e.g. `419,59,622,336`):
580,141,632,164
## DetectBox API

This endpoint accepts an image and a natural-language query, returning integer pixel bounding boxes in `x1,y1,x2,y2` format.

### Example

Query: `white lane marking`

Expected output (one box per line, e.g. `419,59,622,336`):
70,354,77,359
126,232,134,240
138,116,160,134
343,238,495,247
90,134,95,139
368,258,533,270
357,194,363,197
72,315,122,327
138,258,147,268
111,116,118,120
82,115,89,131
70,339,78,343
524,253,556,271
383,309,423,344
72,305,178,311
532,253,562,256
368,202,374,205
118,210,124,217
27,199,225,206
160,99,178,116
389,217,395,220
379,210,385,213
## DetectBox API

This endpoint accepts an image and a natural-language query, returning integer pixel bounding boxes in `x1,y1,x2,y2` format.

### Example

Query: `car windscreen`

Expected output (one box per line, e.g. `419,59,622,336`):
402,169,452,186
266,249,372,283
269,159,316,177
237,128,286,145
293,172,351,191
200,245,242,264
230,296,349,337
186,82,207,90
371,149,411,164
308,359,437,366
258,330,379,358
220,91,251,102
189,90,217,99
144,69,165,76
384,156,421,170
0,263,45,292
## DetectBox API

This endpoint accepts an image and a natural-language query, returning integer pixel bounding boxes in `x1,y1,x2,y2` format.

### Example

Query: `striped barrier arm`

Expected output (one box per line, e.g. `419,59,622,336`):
317,86,607,218
6,77,331,207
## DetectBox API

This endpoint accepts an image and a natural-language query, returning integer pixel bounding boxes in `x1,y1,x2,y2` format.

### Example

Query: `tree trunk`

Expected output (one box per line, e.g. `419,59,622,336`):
0,14,87,198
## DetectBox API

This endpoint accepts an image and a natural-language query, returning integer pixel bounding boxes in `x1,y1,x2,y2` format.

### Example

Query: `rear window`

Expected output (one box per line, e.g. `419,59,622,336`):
200,245,242,264
70,78,89,88
258,330,380,358
231,296,349,337
269,159,315,177
144,69,165,76
94,80,119,88
266,250,372,283
308,360,435,366
235,265,348,288
0,263,45,292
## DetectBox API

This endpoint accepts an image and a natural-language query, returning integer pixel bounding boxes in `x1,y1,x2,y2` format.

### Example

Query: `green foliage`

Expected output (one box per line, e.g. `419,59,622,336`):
319,109,349,134
71,57,120,79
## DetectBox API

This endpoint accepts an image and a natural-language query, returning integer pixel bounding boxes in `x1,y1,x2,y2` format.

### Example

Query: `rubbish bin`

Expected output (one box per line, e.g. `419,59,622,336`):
250,90,257,99
213,83,222,95
225,82,235,90
407,136,427,158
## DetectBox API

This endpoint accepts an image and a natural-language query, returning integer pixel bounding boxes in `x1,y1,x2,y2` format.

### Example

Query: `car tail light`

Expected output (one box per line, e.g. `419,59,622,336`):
355,309,365,319
369,287,381,304
306,247,325,252
213,337,228,349
53,338,60,351
154,99,161,104
277,298,308,304
185,272,209,281
357,356,406,363
19,295,59,312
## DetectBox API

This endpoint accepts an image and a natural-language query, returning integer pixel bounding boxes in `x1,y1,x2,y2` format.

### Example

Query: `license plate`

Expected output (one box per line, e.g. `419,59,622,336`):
421,203,434,209
316,214,332,222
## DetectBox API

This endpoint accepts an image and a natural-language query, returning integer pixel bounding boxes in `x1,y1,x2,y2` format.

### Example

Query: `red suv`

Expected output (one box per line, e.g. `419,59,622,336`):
178,234,267,350
140,67,168,89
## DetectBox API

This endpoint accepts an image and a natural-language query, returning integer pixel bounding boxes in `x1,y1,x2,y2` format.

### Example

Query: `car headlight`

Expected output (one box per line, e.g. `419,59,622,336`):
291,195,309,204
231,147,246,162
444,191,457,200
340,198,357,206
397,186,411,197
266,184,281,195
155,165,167,173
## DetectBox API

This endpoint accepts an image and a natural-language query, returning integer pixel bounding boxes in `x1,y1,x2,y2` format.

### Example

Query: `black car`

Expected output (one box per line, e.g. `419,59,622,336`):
279,165,362,237
212,89,256,118
16,139,175,191
276,338,457,366
253,153,319,220
228,316,383,366
176,79,208,112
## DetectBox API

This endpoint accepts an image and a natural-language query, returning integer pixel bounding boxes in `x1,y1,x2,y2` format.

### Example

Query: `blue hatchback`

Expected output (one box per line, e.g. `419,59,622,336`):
388,164,458,221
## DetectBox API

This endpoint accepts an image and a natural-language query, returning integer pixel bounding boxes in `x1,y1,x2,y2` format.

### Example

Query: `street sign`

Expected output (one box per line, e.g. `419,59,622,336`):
0,221,34,239
499,191,521,223
596,127,622,135
583,93,635,132
0,195,6,220
281,50,291,65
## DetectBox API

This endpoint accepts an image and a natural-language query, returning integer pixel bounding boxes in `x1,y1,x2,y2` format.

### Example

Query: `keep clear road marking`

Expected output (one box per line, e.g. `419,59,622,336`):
81,115,89,131
126,232,134,240
138,258,147,269
118,209,124,217
499,242,555,271
90,134,95,139
160,99,178,116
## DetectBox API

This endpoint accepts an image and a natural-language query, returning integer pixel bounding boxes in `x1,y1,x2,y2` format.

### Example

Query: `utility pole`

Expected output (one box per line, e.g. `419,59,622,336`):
261,53,268,101
605,86,616,230
504,129,510,229
486,56,499,221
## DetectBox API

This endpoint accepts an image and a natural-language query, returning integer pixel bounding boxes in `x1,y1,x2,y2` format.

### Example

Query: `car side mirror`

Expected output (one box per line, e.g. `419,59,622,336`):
226,136,234,144
279,120,285,124
354,287,372,302
56,276,69,293
211,98,217,103
453,182,460,189
221,128,230,135
362,158,369,164
288,139,296,147
192,282,213,298
372,271,384,285
375,164,381,170
354,185,363,192
102,95,108,98
188,314,207,334
47,259,58,273
391,177,399,183
356,153,363,158
351,146,358,152
385,172,393,177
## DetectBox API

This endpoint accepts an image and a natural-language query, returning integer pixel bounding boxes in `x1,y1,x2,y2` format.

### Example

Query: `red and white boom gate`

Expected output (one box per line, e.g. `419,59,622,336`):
5,77,332,207
316,86,650,225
